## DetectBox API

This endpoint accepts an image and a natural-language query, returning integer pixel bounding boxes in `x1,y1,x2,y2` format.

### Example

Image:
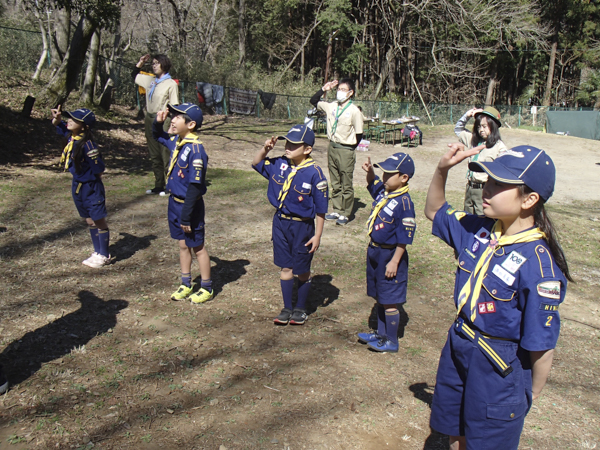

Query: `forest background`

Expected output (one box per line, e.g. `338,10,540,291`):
2,0,600,111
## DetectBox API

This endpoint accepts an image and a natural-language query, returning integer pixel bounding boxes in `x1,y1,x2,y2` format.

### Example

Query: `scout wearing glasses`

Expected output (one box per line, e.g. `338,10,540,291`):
50,106,110,268
454,106,507,215
153,103,214,304
424,144,572,450
357,153,416,353
252,124,329,325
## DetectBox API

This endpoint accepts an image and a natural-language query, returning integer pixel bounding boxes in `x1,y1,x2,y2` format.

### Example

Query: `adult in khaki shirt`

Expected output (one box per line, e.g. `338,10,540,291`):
310,78,363,225
454,106,507,215
132,54,179,195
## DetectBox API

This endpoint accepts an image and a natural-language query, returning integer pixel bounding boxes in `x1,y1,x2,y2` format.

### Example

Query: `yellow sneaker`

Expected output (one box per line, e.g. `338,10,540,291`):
189,287,214,304
171,285,193,301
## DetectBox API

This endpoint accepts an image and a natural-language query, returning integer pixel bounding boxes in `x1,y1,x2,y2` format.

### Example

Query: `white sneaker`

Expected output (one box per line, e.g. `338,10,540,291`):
159,191,167,197
82,252,99,266
83,253,111,268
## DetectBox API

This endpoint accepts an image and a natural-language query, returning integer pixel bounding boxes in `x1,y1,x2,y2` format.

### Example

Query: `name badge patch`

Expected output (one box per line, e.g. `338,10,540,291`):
388,199,398,210
537,280,561,299
501,251,527,274
181,148,191,161
302,182,311,190
383,207,394,216
492,264,515,286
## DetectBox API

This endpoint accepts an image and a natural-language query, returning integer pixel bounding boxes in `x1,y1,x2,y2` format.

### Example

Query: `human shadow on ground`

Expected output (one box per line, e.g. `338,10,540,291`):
0,290,128,386
192,256,250,297
304,274,340,314
110,232,157,263
367,302,409,338
409,382,449,449
350,198,368,222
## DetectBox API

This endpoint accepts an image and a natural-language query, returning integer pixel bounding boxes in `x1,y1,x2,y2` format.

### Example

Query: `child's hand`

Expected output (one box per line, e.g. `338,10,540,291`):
466,107,483,118
385,259,399,278
137,54,151,68
263,136,277,153
322,80,339,92
156,109,168,123
438,142,482,171
51,104,62,124
180,224,191,233
305,235,321,253
362,157,375,184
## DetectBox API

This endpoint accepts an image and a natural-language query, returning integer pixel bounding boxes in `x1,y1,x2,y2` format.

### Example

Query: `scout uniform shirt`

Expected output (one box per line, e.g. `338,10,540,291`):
433,203,566,350
153,122,208,199
253,156,328,218
135,73,179,114
317,100,364,146
56,122,104,182
367,177,416,246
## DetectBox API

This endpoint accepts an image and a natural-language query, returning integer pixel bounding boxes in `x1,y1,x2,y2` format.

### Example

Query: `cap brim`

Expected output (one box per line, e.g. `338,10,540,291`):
468,161,524,185
373,162,400,173
277,135,310,145
167,104,186,115
63,111,84,123
475,111,502,127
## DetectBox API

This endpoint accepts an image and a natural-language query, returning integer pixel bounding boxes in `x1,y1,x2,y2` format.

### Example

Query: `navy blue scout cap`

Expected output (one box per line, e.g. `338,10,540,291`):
469,145,556,201
168,103,203,128
373,152,415,178
63,108,96,127
278,124,315,147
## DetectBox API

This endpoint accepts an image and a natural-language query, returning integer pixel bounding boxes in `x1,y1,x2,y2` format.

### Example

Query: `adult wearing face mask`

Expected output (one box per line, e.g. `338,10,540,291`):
132,54,180,195
310,79,363,226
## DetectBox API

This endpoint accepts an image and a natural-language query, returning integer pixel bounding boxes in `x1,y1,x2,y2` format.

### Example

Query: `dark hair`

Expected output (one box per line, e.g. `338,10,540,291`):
520,185,573,282
152,54,172,74
338,78,356,98
72,127,94,174
471,114,501,149
173,113,199,131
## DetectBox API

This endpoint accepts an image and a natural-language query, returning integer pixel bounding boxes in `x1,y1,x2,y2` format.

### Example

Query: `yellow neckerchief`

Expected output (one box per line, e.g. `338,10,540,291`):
277,157,316,209
166,133,201,177
60,134,83,171
366,185,410,235
456,221,546,322
331,100,353,136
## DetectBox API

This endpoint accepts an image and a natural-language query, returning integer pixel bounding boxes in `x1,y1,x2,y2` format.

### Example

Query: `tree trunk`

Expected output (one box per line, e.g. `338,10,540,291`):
543,37,558,106
485,57,499,105
40,15,98,107
80,31,101,105
238,0,246,65
33,15,49,81
373,48,394,99
201,0,220,61
50,7,70,70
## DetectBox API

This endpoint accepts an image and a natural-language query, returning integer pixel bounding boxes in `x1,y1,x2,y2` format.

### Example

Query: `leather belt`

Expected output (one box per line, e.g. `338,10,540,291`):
278,213,311,222
467,180,484,189
369,241,396,249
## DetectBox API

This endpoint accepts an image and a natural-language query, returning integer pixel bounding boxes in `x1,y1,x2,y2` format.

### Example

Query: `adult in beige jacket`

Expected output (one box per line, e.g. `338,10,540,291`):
454,106,507,215
132,54,179,195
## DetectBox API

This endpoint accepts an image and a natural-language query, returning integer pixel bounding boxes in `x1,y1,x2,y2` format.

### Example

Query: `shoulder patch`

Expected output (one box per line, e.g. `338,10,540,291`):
453,211,467,221
192,158,204,169
402,217,416,228
446,206,456,215
316,180,327,190
539,303,559,311
537,280,561,299
87,148,99,158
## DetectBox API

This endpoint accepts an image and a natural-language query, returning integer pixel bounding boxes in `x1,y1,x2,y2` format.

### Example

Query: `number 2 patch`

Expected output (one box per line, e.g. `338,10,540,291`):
544,315,553,327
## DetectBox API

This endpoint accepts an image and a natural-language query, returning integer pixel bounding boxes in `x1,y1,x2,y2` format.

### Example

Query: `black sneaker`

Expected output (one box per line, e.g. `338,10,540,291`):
146,187,165,195
289,309,308,325
274,308,293,325
0,365,9,395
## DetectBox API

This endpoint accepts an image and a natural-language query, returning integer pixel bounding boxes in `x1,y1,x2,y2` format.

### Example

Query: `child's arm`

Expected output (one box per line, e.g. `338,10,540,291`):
362,156,375,185
252,136,277,167
305,213,325,253
51,104,62,126
385,244,406,278
424,143,483,221
152,109,171,144
530,349,555,400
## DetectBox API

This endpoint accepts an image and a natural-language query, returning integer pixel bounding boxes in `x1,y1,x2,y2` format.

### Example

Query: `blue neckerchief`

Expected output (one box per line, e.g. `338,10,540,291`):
148,73,172,101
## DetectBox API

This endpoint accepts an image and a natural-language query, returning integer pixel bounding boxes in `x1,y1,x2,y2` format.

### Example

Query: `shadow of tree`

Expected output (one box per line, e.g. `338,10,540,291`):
305,274,340,314
110,232,157,263
367,302,409,338
0,290,128,386
409,382,449,449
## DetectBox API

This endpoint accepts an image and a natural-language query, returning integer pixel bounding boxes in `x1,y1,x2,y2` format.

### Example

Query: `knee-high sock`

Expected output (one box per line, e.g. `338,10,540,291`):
89,226,100,253
296,278,311,310
280,279,294,310
385,309,400,345
98,228,110,257
377,304,386,337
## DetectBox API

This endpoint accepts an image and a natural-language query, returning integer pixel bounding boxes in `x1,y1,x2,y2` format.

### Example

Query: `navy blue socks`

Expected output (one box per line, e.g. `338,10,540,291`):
280,278,294,310
377,304,386,337
97,228,110,257
296,278,311,310
181,272,192,287
201,279,213,292
385,309,400,345
89,226,100,253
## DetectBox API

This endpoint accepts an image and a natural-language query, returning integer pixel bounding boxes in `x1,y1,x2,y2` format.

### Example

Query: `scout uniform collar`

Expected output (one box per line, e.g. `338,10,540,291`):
166,133,202,178
277,156,315,209
366,184,409,235
331,100,353,136
60,134,83,171
456,220,546,323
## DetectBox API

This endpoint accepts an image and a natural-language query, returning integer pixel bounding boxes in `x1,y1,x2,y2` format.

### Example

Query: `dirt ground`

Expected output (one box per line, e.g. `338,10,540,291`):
0,86,599,450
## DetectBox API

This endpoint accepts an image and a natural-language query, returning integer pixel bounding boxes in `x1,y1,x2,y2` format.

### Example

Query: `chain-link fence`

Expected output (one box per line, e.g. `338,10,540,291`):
1,25,595,128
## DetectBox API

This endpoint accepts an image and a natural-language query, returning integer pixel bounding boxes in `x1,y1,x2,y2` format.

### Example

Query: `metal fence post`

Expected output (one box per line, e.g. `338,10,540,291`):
450,105,453,123
518,106,521,127
287,96,291,119
181,81,185,103
256,93,260,118
224,87,228,115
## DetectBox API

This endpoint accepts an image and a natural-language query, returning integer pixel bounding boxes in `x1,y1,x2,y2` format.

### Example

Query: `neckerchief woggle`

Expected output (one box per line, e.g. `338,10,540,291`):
366,185,409,235
166,133,202,177
60,134,83,171
456,220,546,322
277,157,316,209
330,100,353,136
148,73,172,101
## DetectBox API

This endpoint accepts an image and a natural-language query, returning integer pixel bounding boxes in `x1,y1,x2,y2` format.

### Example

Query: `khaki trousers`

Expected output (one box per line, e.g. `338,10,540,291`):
464,184,484,215
327,142,356,217
144,112,172,189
